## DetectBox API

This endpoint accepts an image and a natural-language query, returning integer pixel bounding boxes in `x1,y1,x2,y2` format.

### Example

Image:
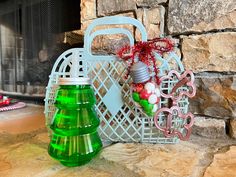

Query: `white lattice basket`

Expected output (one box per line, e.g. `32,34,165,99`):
44,16,192,144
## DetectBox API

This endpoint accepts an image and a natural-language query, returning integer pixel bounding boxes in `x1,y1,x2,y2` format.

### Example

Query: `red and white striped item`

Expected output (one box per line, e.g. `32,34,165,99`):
0,102,26,112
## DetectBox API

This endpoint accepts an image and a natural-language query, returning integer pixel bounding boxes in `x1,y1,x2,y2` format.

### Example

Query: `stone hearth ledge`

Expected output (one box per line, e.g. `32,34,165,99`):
0,131,236,177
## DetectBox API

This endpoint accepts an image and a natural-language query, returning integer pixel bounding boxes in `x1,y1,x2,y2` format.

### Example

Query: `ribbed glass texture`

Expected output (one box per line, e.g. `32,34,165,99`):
48,85,102,166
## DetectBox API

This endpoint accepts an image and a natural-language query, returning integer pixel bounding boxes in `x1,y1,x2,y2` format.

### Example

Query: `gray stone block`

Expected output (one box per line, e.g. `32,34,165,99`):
168,0,236,34
97,0,136,16
192,117,226,138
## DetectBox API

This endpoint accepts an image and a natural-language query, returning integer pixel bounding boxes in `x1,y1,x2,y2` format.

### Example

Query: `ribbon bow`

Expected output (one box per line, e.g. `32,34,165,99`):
117,38,174,85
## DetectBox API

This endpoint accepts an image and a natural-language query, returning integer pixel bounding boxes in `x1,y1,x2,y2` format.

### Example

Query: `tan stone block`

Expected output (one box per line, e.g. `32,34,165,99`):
181,32,236,73
51,167,112,177
0,143,56,177
229,119,236,139
80,0,97,22
0,143,112,177
64,31,83,45
35,133,50,144
190,75,236,118
135,6,165,40
204,146,236,177
101,142,206,177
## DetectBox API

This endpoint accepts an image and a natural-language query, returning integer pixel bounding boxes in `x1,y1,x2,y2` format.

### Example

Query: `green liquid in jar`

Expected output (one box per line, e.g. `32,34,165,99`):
48,84,102,167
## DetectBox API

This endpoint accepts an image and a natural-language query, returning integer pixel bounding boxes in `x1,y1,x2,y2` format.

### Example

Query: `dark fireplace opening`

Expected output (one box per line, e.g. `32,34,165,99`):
0,0,81,98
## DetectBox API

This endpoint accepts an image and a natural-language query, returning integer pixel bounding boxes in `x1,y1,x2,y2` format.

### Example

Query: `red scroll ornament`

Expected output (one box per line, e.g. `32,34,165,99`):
154,106,194,140
154,70,196,140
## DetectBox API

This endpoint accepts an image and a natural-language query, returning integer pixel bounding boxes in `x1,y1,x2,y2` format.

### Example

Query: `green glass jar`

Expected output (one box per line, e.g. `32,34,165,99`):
48,78,102,167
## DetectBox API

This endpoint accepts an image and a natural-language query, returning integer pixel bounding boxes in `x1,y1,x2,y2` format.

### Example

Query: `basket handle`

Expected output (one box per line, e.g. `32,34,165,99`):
83,16,148,60
84,28,134,61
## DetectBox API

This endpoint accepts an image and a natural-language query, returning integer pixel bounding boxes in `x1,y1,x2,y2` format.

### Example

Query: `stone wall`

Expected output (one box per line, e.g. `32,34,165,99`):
77,0,236,138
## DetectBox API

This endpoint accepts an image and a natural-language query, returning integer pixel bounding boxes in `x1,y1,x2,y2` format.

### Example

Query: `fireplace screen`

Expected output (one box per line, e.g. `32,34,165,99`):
0,0,81,96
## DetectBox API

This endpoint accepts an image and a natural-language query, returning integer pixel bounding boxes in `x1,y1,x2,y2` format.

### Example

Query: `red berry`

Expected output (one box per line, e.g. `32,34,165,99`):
139,90,151,100
133,84,143,93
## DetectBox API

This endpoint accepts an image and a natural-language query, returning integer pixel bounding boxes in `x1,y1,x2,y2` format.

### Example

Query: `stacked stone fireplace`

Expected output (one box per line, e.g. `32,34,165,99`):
0,0,235,137
76,0,236,139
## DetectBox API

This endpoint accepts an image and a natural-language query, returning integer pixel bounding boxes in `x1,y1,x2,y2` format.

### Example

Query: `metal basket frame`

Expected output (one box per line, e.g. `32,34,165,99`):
45,16,190,144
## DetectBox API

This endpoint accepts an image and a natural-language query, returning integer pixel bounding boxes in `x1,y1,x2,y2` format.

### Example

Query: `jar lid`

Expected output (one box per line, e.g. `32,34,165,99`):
130,61,150,83
58,77,91,85
130,61,148,72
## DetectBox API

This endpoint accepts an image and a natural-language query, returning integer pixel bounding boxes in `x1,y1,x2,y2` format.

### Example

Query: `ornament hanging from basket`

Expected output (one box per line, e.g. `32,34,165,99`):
130,61,161,116
117,37,174,116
